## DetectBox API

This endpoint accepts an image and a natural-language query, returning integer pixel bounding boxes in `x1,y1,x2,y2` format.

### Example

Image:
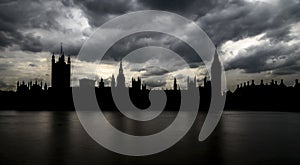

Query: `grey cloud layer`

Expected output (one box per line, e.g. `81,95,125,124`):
0,0,300,90
61,0,300,74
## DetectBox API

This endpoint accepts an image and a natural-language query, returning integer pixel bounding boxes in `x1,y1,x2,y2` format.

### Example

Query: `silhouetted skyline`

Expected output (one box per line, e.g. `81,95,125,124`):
0,46,299,111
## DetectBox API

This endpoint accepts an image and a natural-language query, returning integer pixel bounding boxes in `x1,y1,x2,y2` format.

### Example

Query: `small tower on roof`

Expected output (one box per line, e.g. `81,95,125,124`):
173,77,178,91
116,60,125,88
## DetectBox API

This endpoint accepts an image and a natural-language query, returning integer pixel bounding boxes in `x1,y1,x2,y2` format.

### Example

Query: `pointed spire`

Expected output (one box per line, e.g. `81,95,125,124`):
173,77,177,90
52,52,55,63
60,42,63,55
214,47,220,63
111,74,115,88
119,60,123,74
44,83,47,90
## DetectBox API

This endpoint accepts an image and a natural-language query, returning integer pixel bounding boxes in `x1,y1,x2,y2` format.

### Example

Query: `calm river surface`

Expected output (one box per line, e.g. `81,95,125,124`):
0,111,299,164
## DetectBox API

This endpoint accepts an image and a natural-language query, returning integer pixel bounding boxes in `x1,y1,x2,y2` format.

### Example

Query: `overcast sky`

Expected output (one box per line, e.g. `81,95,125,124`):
0,0,300,91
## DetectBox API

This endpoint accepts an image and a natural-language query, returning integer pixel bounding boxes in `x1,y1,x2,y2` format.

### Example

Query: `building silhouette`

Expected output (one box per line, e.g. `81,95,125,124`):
51,43,71,89
16,80,47,94
132,77,141,90
3,45,300,111
99,78,105,88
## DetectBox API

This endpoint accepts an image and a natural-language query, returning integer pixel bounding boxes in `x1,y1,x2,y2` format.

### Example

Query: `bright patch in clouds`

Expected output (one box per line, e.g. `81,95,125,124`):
221,33,266,63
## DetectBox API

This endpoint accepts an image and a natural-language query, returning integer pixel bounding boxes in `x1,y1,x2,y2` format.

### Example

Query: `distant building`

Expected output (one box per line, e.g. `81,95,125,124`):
187,76,197,90
16,80,47,93
16,81,29,93
51,43,71,89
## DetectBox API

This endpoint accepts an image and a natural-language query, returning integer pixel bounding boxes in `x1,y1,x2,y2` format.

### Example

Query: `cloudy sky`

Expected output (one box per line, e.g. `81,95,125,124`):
0,0,300,91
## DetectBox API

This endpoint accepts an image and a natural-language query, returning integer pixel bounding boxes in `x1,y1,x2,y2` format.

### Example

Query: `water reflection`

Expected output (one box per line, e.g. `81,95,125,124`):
0,111,300,164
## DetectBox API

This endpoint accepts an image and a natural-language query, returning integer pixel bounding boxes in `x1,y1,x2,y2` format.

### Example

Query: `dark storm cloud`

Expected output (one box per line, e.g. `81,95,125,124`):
103,32,202,66
74,0,218,27
75,0,300,44
138,0,300,64
226,42,300,74
74,0,300,74
0,0,60,51
139,0,196,13
1,0,299,60
198,1,300,44
103,32,169,61
0,0,299,56
71,0,138,27
195,0,300,75
0,0,85,54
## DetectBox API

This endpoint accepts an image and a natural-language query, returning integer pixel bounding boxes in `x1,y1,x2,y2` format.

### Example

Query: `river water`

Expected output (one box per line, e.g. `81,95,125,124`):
0,111,299,164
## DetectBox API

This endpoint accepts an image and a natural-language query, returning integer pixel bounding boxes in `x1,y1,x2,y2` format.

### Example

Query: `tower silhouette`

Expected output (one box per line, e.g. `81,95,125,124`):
51,43,71,89
99,78,105,88
173,78,178,91
211,47,222,95
132,77,141,90
116,61,125,88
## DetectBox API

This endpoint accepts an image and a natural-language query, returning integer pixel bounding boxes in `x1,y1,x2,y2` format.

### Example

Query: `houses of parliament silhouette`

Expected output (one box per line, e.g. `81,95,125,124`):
0,45,300,111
